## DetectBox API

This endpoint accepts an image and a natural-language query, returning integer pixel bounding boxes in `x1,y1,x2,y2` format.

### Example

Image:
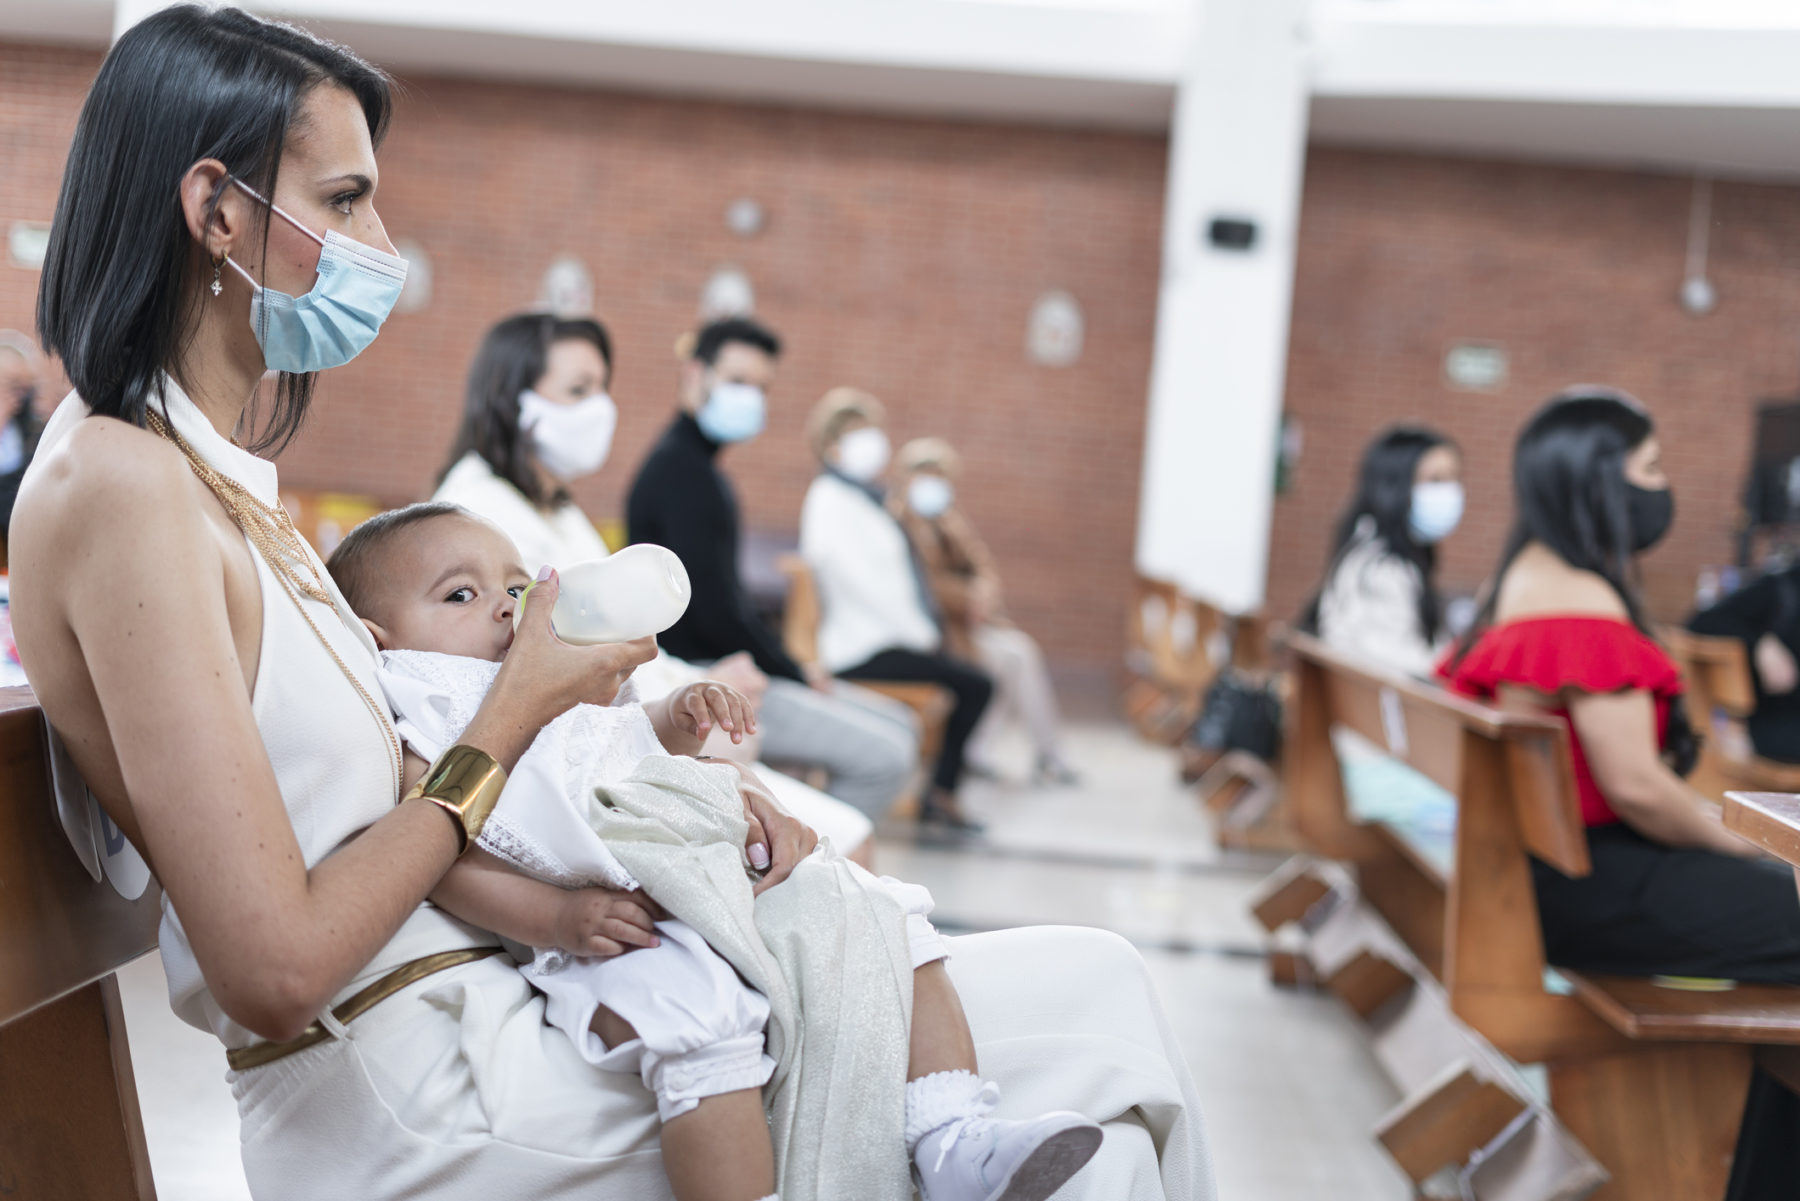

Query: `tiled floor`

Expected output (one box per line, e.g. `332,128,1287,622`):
119,722,1409,1199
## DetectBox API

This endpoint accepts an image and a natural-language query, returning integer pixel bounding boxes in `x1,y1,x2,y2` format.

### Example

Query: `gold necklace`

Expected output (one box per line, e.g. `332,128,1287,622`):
147,409,403,799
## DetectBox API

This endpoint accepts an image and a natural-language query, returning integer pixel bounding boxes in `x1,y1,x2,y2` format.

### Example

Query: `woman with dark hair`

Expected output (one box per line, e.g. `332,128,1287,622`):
1441,389,1800,1198
435,311,619,571
1304,426,1462,676
434,312,884,863
8,12,1212,1197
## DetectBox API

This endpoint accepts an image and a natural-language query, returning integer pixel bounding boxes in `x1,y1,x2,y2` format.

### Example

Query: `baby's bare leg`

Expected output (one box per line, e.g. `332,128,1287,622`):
909,961,978,1080
589,1002,638,1051
661,1091,777,1201
591,1005,775,1201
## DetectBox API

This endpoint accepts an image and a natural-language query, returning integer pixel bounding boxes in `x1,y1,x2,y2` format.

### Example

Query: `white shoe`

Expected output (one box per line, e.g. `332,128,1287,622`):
914,1109,1103,1201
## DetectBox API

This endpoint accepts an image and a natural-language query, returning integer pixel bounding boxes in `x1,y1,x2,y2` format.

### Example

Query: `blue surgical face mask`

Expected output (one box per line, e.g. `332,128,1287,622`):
696,380,766,445
222,179,407,374
1408,480,1465,545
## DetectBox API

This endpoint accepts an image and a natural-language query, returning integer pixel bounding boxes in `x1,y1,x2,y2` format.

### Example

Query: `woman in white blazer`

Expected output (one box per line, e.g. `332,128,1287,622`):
799,388,993,830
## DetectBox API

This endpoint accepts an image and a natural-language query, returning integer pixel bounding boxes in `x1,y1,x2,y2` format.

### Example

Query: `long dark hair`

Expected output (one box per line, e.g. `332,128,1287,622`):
1451,388,1698,774
1300,425,1455,644
438,313,614,508
1457,389,1656,654
37,5,391,455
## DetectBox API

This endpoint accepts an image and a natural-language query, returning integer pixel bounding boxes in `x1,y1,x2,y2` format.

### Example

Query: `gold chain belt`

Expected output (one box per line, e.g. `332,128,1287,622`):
227,946,504,1072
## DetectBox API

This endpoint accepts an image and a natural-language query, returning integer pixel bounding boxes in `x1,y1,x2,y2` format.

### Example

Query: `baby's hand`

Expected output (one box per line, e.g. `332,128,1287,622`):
551,887,666,959
710,652,769,705
669,680,758,746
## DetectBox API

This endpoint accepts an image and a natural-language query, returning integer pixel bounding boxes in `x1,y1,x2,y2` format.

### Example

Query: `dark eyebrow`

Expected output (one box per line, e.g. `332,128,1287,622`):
322,173,372,194
426,563,478,595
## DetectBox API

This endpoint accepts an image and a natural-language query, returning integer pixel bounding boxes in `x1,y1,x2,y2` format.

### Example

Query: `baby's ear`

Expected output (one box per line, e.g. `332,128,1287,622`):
360,617,390,650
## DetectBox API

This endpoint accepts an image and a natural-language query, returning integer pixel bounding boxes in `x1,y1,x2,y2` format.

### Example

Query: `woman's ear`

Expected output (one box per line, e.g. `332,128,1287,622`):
360,617,390,650
177,158,246,261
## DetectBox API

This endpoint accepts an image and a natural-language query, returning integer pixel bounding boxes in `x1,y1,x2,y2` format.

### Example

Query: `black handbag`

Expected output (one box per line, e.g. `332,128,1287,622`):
1186,671,1283,764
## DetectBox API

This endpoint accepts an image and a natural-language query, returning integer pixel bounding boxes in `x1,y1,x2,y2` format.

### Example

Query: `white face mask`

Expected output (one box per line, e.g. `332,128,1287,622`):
1408,480,1465,544
835,426,891,483
519,388,618,481
908,475,954,518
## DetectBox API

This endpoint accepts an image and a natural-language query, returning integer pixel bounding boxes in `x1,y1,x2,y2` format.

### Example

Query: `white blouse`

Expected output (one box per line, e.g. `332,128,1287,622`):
1316,519,1445,679
434,451,611,576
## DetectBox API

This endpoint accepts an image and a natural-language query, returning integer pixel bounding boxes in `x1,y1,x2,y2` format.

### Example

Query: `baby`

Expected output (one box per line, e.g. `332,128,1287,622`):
326,502,1101,1201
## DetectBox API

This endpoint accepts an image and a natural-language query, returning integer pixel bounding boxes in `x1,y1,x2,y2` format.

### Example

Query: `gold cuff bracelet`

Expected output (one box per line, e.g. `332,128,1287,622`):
406,744,506,855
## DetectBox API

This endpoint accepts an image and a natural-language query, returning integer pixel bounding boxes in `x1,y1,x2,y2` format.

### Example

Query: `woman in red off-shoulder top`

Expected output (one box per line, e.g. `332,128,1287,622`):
1443,392,1800,1199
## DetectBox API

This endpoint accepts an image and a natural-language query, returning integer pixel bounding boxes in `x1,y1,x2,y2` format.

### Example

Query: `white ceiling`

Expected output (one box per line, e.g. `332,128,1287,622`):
10,0,1800,177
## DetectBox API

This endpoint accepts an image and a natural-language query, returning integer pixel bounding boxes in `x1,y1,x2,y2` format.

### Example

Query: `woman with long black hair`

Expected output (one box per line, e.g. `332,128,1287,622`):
1303,425,1462,677
9,8,1212,1198
1441,389,1800,1198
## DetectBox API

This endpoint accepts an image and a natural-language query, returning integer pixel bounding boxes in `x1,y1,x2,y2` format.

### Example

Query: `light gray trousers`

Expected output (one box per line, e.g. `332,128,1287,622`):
757,677,921,819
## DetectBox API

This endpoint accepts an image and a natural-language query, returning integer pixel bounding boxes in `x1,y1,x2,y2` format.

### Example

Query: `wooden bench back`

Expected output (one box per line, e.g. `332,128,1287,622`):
1663,628,1756,720
0,685,160,1197
1663,627,1800,794
1283,632,1624,1063
279,489,383,560
1129,575,1210,691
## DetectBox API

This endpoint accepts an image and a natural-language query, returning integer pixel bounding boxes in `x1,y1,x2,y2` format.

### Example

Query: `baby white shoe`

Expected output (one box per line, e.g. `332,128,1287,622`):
906,1072,1102,1201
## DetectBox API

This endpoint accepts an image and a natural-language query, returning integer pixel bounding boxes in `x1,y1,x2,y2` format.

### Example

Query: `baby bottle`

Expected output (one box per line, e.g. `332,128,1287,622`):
514,544,692,644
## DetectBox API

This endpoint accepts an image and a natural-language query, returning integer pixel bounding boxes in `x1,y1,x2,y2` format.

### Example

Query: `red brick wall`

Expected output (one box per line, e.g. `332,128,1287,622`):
0,40,1167,674
6,36,1798,677
1272,148,1800,630
0,41,90,399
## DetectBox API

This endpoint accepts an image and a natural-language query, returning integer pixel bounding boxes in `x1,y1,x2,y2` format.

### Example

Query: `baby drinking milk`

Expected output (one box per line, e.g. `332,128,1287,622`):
324,502,1102,1201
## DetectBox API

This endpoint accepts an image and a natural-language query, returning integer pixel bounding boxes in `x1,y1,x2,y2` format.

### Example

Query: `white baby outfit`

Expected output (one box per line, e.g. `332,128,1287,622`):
375,648,946,1124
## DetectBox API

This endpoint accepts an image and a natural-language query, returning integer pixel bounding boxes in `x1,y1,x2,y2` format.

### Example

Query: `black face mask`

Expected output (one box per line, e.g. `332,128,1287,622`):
1626,483,1674,552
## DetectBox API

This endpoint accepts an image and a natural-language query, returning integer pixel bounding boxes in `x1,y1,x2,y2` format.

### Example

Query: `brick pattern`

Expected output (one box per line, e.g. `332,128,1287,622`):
1273,148,1800,630
3,38,1794,679
0,41,1165,673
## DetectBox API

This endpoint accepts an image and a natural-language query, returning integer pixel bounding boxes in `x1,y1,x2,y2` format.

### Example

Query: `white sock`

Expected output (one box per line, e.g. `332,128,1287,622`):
904,1069,991,1156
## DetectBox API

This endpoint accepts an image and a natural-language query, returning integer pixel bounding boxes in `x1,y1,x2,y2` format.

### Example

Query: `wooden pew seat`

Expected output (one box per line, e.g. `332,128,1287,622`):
1722,789,1800,863
1563,972,1800,1044
1275,632,1800,1199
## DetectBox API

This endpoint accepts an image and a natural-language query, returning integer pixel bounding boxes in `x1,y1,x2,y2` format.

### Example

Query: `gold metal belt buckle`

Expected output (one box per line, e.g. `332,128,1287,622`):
227,946,503,1072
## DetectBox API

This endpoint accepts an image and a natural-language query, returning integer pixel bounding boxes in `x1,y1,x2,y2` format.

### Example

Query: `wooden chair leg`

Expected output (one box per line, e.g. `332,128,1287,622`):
0,974,156,1200
1549,1042,1751,1201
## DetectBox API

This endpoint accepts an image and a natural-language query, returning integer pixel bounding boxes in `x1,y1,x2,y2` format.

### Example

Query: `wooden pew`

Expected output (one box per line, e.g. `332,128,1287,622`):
1123,574,1240,745
1273,632,1800,1200
1252,858,1608,1197
1664,628,1800,798
775,554,950,810
0,686,161,1199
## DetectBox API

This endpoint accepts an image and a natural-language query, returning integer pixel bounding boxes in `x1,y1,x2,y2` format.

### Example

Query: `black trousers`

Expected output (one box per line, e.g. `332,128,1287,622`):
1533,823,1800,1200
839,648,993,793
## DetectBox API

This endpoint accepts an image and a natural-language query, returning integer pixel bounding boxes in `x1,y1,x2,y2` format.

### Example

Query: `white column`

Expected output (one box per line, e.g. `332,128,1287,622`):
1134,0,1311,615
113,0,182,41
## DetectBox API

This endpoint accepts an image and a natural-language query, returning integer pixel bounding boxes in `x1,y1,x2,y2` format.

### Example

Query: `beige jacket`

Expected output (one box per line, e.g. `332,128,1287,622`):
899,505,1004,662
